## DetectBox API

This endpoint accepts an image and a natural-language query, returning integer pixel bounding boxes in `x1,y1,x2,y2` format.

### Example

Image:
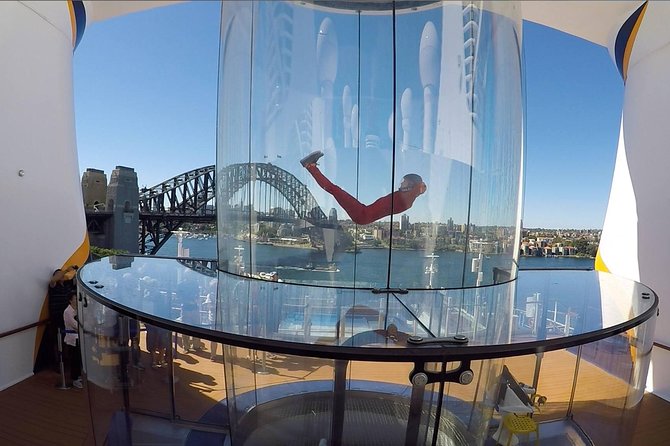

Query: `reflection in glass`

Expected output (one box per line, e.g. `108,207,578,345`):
217,1,523,290
79,258,657,350
78,256,657,445
75,0,659,443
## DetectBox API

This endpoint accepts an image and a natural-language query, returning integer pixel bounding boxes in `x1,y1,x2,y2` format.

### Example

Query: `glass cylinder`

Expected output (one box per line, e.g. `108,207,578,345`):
77,258,658,446
217,1,523,290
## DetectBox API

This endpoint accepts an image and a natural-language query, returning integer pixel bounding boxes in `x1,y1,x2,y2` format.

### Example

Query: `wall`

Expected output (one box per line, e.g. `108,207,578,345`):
0,1,87,390
599,1,670,401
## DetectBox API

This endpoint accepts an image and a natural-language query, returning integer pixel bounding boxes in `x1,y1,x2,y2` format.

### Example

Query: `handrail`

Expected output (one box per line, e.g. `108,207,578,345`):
654,342,670,352
0,319,49,340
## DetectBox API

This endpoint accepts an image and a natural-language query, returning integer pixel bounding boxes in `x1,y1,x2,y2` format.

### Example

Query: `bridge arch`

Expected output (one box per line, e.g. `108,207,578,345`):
138,166,216,254
138,163,327,254
219,162,327,222
139,165,216,216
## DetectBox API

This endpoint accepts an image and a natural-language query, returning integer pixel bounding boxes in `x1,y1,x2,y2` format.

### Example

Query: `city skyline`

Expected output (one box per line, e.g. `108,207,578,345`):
73,2,623,230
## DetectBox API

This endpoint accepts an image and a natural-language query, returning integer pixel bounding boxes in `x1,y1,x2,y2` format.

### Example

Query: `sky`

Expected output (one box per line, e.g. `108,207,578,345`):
73,1,624,230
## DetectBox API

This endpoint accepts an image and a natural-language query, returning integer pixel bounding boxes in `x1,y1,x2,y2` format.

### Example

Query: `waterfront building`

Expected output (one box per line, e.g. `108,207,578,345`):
372,228,385,241
400,214,410,231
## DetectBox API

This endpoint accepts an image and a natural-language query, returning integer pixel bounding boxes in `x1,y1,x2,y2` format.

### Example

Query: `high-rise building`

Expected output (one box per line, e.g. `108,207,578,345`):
400,214,410,231
329,207,338,222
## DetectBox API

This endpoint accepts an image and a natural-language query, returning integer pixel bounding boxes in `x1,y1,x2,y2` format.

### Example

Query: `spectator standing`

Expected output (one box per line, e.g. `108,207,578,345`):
63,292,83,388
177,272,202,352
36,266,78,372
50,266,78,327
143,278,170,368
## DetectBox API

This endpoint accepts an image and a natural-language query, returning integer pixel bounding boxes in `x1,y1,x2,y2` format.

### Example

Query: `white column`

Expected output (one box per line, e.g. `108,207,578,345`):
342,85,352,148
401,88,413,150
599,2,670,401
0,1,86,390
419,21,439,154
351,104,359,148
317,18,338,150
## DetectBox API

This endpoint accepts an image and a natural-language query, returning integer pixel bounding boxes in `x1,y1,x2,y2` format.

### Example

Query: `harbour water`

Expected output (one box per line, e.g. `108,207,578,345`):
156,236,605,337
158,235,594,287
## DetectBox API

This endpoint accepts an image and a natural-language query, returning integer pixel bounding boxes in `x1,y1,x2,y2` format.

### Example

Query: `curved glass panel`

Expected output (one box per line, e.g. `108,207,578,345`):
78,257,656,356
217,1,523,289
78,258,657,446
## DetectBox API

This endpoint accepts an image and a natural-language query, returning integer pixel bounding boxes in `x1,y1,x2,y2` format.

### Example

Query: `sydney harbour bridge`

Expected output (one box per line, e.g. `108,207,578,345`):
138,163,332,254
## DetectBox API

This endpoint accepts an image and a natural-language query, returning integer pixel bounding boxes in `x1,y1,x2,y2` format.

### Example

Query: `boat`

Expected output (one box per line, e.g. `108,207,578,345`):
305,262,340,272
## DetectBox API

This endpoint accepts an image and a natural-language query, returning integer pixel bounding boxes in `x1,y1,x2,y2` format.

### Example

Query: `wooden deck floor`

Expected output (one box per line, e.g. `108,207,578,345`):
2,345,670,446
0,370,94,446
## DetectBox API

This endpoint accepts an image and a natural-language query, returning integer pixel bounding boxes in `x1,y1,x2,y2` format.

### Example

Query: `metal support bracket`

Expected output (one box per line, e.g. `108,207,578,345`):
409,359,475,386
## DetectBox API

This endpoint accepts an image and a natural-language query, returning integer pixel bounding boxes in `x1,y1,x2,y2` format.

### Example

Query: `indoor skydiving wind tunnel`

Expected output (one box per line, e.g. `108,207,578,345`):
73,1,657,445
77,257,656,445
217,0,523,290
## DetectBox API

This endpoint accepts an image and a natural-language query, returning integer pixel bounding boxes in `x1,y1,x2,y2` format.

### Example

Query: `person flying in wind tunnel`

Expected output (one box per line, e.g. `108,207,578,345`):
300,150,427,225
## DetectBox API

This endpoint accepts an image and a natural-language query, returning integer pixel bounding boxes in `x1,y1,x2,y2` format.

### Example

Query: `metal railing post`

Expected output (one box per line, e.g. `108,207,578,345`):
56,327,69,390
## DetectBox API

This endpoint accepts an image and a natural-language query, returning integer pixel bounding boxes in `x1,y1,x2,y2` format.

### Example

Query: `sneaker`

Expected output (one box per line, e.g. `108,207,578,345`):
72,379,83,389
300,150,324,167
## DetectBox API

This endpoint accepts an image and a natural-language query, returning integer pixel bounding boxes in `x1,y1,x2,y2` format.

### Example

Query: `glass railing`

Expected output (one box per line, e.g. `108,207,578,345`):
77,256,656,445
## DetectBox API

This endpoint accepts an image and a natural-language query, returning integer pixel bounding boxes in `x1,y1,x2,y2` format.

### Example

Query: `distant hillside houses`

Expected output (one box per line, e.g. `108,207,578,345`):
519,228,600,257
520,242,576,256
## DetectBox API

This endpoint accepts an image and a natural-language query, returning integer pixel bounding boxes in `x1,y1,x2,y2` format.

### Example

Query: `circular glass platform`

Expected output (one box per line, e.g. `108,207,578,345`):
79,256,656,360
77,256,657,446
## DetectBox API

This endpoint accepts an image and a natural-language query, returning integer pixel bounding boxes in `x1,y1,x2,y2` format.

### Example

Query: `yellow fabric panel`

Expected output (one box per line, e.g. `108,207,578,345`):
622,2,648,82
594,248,610,273
67,0,76,47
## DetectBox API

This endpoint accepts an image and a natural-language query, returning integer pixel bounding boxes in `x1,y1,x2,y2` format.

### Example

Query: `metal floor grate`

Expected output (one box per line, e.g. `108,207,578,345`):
237,390,474,446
